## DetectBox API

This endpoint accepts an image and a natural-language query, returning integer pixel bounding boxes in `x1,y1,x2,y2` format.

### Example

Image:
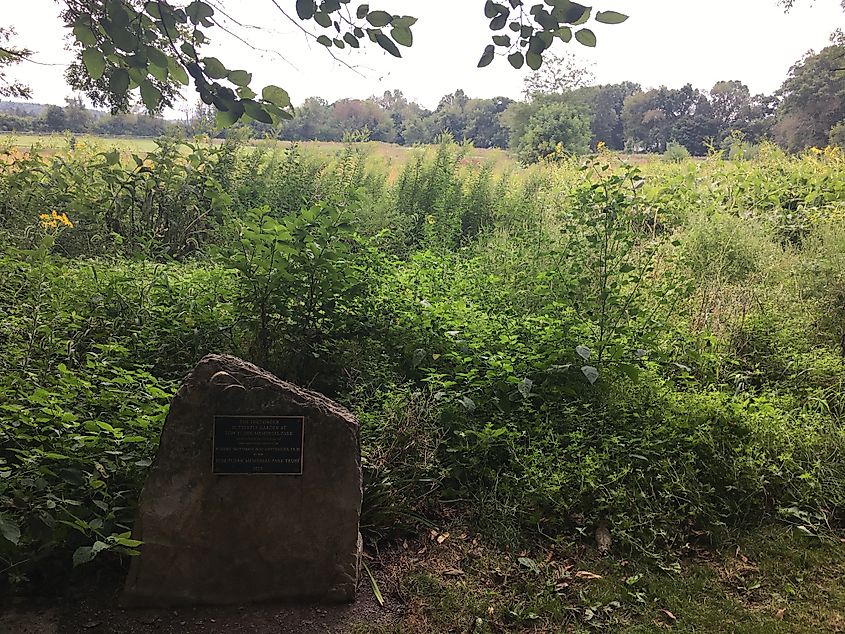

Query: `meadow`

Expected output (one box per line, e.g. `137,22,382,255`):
1,134,845,631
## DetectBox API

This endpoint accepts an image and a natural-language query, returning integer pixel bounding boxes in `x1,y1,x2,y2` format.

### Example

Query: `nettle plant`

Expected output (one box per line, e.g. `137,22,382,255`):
559,160,686,384
221,196,366,379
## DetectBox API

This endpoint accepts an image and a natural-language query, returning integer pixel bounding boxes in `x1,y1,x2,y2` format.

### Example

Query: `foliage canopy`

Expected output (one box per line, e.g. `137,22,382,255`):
7,1,627,125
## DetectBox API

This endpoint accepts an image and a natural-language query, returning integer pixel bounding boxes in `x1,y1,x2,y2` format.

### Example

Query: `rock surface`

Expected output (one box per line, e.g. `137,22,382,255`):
123,354,362,607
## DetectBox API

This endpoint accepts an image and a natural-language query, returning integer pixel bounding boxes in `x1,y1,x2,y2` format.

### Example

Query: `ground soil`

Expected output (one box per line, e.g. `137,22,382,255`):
0,560,402,634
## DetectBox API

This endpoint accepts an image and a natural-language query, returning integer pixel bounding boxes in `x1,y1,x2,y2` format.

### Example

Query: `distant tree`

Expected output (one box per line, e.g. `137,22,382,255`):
586,82,641,150
44,105,69,131
709,81,751,129
622,84,716,154
522,52,595,98
63,95,92,132
427,90,472,142
189,100,216,136
622,89,671,152
373,89,427,144
464,97,513,148
708,80,775,144
280,97,337,141
402,114,437,145
93,112,131,135
0,112,35,131
331,98,395,142
505,95,591,162
774,43,845,150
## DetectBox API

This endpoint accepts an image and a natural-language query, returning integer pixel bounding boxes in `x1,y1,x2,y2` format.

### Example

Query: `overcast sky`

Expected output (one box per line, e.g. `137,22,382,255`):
3,0,843,115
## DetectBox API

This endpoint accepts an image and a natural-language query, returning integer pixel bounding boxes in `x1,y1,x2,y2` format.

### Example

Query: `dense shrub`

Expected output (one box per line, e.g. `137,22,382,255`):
2,136,845,586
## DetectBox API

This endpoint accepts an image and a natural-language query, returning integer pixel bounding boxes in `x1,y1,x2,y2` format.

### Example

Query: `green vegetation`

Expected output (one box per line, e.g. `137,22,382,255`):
1,135,845,629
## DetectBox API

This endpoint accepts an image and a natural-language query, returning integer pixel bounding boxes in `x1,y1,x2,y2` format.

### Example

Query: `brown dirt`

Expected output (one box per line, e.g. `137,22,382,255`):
0,563,403,634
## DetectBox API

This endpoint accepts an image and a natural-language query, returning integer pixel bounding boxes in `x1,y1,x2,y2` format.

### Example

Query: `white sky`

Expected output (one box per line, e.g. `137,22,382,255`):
3,0,843,115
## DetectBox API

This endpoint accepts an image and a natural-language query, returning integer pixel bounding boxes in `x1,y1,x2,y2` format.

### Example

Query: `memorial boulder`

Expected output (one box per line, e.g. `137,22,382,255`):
123,354,362,606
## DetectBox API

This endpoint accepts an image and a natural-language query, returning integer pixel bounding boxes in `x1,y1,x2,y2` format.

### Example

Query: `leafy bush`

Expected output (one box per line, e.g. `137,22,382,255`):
662,141,691,163
3,137,845,586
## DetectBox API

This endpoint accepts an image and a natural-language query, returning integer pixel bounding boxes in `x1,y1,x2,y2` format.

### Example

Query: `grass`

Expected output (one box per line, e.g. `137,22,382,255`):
0,132,517,171
352,526,845,633
0,132,163,153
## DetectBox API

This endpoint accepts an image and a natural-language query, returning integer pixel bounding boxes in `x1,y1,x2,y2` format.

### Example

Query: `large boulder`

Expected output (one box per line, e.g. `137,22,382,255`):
123,354,362,606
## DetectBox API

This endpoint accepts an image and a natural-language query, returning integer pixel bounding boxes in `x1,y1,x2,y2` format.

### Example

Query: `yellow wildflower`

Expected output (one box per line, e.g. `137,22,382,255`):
596,141,607,152
39,210,74,230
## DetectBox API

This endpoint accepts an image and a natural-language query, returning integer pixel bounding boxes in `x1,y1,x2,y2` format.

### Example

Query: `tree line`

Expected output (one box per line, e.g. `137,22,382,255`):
2,40,843,160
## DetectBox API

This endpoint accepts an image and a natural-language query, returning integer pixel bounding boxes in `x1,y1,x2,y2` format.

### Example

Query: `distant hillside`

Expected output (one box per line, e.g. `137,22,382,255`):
0,101,49,116
0,101,109,119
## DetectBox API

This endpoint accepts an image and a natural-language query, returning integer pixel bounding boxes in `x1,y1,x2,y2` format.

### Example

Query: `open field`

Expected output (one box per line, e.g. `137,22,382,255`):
1,137,844,631
0,132,517,171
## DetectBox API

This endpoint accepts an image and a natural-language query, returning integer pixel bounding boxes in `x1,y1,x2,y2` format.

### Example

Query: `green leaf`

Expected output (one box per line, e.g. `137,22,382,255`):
343,32,360,48
0,513,20,545
391,26,412,47
375,32,401,57
262,85,291,108
243,99,273,124
507,51,524,68
109,68,130,95
82,48,106,80
186,0,214,24
168,57,189,85
73,545,95,567
73,25,97,47
107,0,130,28
561,2,591,25
109,27,138,53
140,80,162,112
490,14,507,30
574,28,596,47
595,10,628,24
356,4,369,19
202,56,228,79
492,34,511,46
316,34,333,47
392,15,417,28
227,70,252,86
555,26,572,42
146,46,168,69
581,365,599,384
237,85,257,99
366,10,392,27
296,0,316,20
215,107,242,127
314,11,332,28
148,62,168,82
478,44,495,68
526,51,542,70
362,561,384,607
262,102,294,122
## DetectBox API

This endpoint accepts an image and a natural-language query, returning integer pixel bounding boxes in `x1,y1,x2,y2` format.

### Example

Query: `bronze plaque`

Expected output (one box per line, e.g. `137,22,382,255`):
212,415,304,475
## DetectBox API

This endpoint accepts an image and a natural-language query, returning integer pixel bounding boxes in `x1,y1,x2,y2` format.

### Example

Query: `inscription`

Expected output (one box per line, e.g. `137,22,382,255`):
212,415,303,475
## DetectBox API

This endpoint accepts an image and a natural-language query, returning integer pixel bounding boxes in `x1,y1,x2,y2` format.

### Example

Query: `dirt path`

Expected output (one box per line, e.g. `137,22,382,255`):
1,564,402,634
2,588,400,634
